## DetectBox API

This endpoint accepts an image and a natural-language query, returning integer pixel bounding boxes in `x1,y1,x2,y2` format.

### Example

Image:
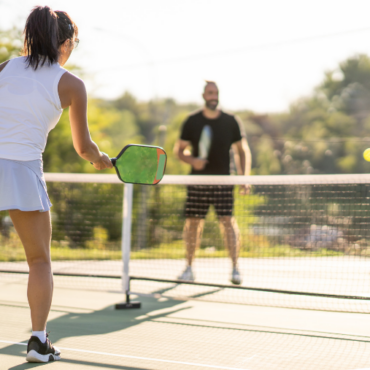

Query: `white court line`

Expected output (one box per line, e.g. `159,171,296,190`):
0,340,251,370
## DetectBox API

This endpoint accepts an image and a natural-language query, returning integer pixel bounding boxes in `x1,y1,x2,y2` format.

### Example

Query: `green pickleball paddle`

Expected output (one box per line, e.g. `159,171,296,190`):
112,144,167,185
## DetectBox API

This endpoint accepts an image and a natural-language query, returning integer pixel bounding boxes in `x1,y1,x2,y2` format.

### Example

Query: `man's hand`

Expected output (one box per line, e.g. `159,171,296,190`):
93,152,113,170
191,158,208,171
239,184,251,195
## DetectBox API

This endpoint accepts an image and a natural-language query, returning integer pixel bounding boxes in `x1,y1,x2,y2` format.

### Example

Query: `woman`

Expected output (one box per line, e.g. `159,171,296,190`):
0,6,112,363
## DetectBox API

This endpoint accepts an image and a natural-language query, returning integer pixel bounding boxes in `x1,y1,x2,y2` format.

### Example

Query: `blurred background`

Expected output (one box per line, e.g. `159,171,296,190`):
2,0,370,176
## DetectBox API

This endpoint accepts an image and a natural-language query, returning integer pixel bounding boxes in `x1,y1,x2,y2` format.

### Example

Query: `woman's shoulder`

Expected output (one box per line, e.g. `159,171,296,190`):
59,70,85,91
58,70,86,108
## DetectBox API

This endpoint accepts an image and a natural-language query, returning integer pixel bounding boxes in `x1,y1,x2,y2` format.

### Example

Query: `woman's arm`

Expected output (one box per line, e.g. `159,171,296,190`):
0,61,9,73
58,72,112,170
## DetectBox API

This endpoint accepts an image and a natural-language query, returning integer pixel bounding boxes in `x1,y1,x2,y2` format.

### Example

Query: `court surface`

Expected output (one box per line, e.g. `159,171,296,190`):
2,256,369,295
1,272,370,369
2,257,370,312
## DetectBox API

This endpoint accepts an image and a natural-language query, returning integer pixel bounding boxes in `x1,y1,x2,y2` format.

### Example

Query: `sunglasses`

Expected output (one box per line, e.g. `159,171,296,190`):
71,38,79,49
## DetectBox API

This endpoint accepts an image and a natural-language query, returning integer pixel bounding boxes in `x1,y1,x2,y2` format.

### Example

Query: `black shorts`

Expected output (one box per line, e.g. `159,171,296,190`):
185,185,234,219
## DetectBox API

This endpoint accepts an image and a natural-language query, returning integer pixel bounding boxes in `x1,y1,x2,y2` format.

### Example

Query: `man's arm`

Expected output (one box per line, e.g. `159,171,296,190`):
175,139,207,171
232,138,252,176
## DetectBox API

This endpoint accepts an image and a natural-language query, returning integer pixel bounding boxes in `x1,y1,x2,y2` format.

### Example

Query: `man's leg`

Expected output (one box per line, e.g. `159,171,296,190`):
183,217,204,266
179,185,209,280
214,185,240,269
8,210,53,332
219,216,240,268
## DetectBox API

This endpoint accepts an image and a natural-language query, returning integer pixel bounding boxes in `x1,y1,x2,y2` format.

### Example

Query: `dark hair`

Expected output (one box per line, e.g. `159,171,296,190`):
22,6,78,70
204,80,218,92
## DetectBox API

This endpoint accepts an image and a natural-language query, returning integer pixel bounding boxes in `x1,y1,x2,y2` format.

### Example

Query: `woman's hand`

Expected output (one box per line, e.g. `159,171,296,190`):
93,152,113,170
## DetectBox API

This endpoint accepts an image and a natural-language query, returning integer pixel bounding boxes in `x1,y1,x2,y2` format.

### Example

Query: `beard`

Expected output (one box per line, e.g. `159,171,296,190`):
205,99,218,111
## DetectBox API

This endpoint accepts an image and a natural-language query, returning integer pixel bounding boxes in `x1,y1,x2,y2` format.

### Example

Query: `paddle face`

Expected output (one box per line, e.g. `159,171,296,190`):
198,125,212,159
113,145,167,185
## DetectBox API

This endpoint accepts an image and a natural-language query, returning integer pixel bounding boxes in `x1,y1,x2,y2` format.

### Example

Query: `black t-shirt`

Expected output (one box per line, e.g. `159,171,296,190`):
180,110,243,175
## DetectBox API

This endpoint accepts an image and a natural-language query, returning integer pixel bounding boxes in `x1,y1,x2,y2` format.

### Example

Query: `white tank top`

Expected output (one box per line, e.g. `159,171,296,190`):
0,56,67,161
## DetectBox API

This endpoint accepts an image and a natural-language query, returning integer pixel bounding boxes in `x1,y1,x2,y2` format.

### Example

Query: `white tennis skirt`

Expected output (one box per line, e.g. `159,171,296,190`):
0,158,52,212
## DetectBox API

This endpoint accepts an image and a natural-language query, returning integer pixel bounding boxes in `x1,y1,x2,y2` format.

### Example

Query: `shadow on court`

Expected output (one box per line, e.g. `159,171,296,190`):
0,285,192,369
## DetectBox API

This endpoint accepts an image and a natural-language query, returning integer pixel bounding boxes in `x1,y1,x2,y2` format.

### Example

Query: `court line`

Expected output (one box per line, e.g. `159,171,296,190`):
0,340,250,370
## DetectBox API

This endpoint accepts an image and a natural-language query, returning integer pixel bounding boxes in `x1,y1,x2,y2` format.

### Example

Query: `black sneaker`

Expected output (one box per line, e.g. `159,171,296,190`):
26,334,61,362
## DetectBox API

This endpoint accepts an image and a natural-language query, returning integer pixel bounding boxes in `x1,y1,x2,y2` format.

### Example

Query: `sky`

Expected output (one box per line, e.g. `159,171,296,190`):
1,0,370,113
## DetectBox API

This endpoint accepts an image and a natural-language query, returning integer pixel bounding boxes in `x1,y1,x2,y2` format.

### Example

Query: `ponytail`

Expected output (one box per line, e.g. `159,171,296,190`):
23,6,78,70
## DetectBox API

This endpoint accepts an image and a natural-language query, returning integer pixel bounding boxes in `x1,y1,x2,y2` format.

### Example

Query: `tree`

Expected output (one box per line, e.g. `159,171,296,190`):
251,54,370,175
319,54,370,124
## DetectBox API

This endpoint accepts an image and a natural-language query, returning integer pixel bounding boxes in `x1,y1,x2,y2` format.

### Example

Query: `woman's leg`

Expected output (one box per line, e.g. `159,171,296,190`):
8,210,53,331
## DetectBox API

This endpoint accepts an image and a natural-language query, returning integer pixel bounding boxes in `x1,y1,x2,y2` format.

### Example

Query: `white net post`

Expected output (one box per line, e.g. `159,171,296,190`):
122,183,133,294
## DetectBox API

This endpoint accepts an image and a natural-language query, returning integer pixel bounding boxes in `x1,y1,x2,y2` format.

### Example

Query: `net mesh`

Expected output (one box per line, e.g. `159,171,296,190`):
0,178,124,291
1,173,370,312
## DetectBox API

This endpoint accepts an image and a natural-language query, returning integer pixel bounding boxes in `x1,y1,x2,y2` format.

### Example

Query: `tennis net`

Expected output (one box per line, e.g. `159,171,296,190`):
1,173,370,312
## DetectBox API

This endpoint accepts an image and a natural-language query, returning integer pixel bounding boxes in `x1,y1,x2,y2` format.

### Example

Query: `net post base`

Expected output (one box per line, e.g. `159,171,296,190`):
115,302,141,309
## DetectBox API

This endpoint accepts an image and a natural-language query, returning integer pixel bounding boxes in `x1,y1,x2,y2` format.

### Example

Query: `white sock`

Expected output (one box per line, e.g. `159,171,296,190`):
32,330,46,343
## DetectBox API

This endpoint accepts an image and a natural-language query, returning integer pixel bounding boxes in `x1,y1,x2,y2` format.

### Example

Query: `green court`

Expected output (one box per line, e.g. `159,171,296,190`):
1,272,370,370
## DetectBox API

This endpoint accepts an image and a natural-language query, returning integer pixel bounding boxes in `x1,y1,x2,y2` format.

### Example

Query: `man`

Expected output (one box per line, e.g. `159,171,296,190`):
176,81,252,285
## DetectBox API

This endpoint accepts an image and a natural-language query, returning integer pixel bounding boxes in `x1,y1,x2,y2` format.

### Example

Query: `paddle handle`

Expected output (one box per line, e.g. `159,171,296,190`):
90,157,117,166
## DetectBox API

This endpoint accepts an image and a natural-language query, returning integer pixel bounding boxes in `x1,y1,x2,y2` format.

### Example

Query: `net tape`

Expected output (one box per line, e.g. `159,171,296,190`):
44,173,370,185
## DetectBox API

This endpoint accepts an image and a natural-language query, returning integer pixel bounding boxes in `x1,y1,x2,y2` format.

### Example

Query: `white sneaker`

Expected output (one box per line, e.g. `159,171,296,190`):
178,266,195,281
231,267,242,285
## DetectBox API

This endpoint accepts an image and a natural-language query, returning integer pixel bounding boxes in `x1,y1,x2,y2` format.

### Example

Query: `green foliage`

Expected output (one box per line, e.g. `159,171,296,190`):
245,54,370,175
0,28,22,63
43,101,143,173
255,135,281,175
